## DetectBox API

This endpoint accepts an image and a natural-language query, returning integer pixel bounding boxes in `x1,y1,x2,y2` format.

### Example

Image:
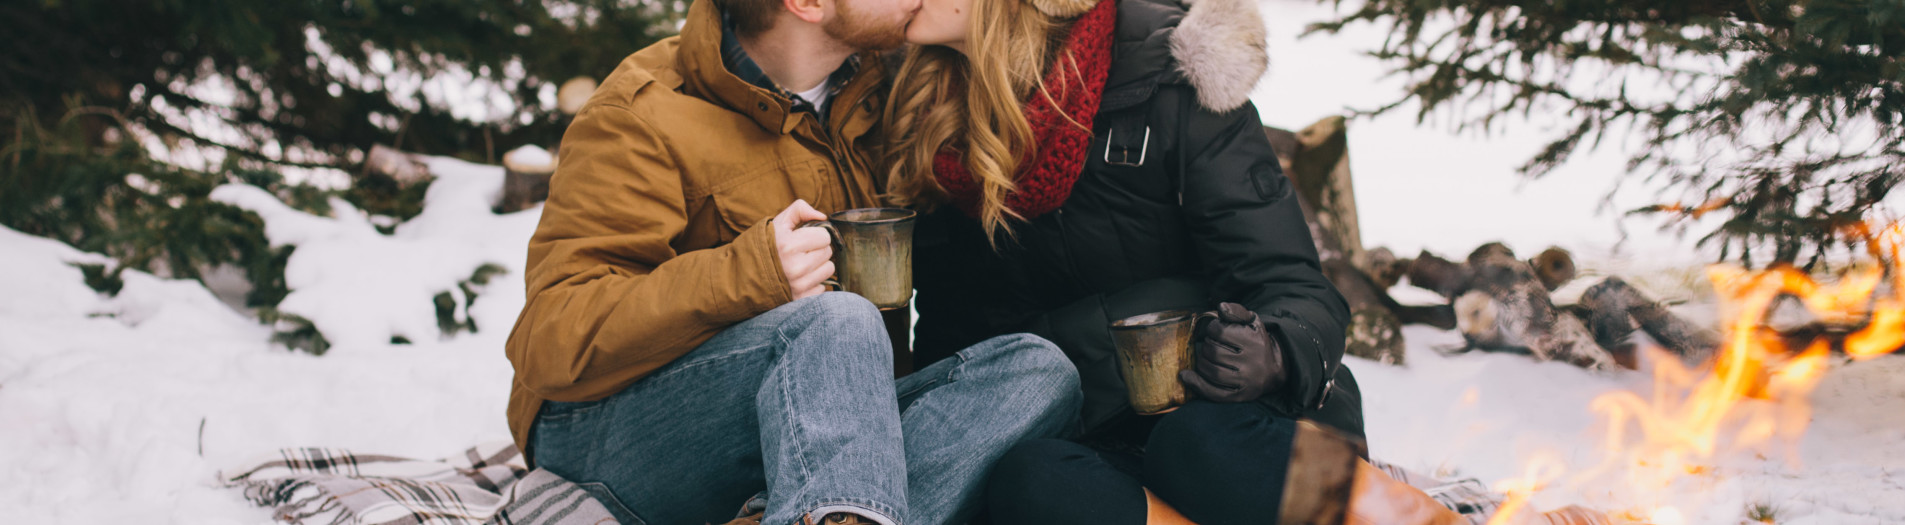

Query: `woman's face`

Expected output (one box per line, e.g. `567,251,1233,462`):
905,0,973,51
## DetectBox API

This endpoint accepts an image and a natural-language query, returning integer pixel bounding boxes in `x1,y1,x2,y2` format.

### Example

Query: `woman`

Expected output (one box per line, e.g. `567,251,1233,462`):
879,0,1603,523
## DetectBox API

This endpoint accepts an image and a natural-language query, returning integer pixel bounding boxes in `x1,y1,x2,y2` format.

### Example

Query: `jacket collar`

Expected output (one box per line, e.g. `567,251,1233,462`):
678,0,880,134
1102,0,1268,113
721,21,863,116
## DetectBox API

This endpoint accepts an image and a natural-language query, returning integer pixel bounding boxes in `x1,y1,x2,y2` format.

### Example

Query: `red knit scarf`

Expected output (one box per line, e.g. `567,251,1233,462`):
932,0,1116,220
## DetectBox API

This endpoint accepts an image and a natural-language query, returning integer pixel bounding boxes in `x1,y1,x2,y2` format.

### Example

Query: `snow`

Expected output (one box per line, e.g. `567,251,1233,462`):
1,159,533,523
1355,328,1905,524
208,157,535,351
2,155,1900,524
3,2,1900,522
503,145,556,174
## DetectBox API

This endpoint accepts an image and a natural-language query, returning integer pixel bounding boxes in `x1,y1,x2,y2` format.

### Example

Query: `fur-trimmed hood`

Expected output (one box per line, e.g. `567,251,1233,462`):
1103,0,1268,113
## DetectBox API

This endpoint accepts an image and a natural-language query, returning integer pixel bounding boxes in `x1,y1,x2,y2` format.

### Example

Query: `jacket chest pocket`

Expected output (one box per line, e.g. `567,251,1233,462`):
688,159,836,245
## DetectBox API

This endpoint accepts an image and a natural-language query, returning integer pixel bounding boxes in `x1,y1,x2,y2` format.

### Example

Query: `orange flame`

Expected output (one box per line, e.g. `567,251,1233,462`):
1484,221,1903,523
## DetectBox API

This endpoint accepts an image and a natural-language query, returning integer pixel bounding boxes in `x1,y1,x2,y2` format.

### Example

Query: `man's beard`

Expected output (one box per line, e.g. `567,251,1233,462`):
825,0,909,51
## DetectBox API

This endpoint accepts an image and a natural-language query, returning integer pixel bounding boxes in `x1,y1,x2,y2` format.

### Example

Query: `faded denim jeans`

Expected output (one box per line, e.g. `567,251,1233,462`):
530,292,1083,525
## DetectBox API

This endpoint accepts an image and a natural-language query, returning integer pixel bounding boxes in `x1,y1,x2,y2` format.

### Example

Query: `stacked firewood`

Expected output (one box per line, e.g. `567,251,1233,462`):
1264,119,1719,369
1335,243,1720,370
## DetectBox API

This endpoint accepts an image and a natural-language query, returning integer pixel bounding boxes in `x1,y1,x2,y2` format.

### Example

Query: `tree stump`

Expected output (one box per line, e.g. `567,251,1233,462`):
500,145,557,213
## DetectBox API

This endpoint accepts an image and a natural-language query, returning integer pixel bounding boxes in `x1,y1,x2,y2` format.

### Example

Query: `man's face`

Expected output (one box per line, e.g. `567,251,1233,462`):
823,0,921,51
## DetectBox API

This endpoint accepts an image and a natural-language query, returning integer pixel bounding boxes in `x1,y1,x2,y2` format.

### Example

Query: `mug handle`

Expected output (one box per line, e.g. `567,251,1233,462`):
1193,310,1220,336
797,220,843,291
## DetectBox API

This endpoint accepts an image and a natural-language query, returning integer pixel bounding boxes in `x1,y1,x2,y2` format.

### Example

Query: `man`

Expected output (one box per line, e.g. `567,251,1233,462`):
502,0,1083,523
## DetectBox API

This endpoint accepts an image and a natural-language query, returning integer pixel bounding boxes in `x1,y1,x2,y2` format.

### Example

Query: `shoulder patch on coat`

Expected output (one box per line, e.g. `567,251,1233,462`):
1168,0,1269,112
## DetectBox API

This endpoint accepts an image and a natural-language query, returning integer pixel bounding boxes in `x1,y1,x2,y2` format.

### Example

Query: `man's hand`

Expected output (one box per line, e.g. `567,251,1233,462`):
773,200,833,300
1180,302,1288,403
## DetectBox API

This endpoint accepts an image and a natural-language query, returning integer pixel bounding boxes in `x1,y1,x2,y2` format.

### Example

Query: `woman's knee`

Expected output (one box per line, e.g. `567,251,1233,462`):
986,440,1077,514
987,439,1144,525
1148,401,1280,450
1143,402,1294,525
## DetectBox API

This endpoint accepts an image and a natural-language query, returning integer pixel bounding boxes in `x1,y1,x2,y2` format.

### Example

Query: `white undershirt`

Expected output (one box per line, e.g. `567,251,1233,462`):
794,81,832,112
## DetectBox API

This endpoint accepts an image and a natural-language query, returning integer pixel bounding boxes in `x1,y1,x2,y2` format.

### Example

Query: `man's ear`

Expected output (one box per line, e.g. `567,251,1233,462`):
782,0,828,24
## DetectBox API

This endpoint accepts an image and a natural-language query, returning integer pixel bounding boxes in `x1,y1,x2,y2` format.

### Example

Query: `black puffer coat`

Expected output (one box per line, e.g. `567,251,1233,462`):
909,0,1362,441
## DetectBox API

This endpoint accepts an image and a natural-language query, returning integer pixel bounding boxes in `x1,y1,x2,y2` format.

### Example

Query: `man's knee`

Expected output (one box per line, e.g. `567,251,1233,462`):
982,334,1081,391
966,335,1083,425
786,292,887,345
794,291,883,323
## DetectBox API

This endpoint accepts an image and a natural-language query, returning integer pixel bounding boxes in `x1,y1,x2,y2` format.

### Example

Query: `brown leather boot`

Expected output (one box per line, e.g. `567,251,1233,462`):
1275,421,1364,525
1274,420,1466,525
1343,461,1467,525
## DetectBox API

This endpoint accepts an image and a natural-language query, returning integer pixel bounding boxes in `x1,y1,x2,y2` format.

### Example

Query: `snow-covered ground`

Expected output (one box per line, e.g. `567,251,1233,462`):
3,156,1901,524
6,1,1902,523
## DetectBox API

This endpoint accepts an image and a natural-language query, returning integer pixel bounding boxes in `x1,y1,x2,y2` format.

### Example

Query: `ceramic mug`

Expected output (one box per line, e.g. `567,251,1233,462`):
799,208,916,310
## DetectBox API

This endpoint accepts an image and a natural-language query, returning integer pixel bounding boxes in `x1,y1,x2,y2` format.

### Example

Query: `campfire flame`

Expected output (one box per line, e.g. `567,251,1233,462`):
1484,222,1904,524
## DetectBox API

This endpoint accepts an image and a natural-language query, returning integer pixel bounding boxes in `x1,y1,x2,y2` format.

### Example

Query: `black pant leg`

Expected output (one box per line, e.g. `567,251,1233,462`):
1142,401,1298,525
986,439,1147,525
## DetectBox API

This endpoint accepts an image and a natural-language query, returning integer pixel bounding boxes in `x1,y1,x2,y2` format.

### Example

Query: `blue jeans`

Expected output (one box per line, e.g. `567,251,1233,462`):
530,293,1082,525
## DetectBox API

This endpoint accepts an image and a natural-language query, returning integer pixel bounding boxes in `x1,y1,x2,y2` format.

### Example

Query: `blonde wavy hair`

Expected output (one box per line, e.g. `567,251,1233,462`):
880,0,1086,243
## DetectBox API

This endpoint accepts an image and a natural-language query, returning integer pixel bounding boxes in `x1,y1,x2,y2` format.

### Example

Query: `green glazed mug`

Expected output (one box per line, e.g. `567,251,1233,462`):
1110,310,1214,415
799,208,916,310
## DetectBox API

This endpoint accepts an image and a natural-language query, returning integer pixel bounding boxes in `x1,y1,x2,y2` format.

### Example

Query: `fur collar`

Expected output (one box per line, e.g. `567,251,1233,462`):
1167,0,1269,112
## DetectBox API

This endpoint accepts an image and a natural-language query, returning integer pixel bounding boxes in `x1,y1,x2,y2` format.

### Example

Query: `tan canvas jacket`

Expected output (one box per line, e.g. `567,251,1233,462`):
503,0,887,454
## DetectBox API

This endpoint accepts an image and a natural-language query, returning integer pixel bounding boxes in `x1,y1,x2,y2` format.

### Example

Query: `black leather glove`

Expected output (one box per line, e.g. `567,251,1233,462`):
1180,302,1287,403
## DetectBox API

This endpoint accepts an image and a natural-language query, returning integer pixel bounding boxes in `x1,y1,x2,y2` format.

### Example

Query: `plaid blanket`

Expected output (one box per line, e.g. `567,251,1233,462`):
221,442,617,525
218,442,1507,525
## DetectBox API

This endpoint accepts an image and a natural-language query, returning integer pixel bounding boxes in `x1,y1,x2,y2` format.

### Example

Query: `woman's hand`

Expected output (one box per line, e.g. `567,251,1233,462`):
1180,302,1287,403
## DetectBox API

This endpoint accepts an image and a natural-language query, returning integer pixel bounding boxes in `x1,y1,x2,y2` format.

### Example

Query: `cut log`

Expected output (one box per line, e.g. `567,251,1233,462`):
499,145,558,213
1263,125,1303,175
1448,244,1618,370
1266,119,1411,364
1529,247,1578,292
1291,116,1364,265
1265,117,1364,266
362,144,432,187
1579,277,1719,364
1358,247,1409,290
1406,251,1470,300
1324,259,1407,364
